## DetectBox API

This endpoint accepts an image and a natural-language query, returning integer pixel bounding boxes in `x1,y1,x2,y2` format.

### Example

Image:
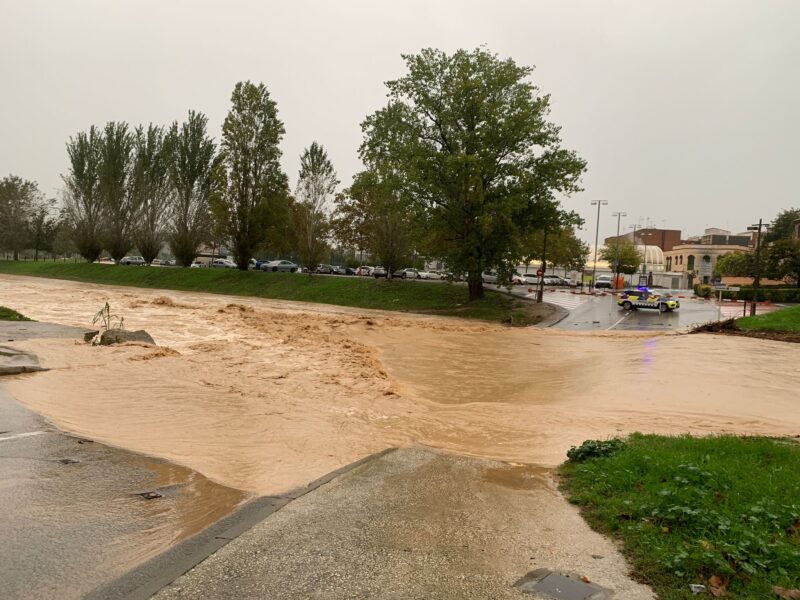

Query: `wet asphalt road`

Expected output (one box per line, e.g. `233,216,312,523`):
551,292,721,331
0,323,247,600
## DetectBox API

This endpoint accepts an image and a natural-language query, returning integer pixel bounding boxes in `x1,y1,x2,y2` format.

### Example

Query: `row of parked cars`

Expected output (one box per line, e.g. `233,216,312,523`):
481,270,576,286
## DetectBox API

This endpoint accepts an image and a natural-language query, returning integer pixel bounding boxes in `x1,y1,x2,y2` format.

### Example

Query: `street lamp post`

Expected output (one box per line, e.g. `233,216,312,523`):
746,219,770,316
536,227,548,303
612,211,626,289
590,200,608,291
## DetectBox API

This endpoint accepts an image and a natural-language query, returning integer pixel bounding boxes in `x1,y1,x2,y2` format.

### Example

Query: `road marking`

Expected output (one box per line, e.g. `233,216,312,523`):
528,292,588,311
606,313,630,330
0,430,47,442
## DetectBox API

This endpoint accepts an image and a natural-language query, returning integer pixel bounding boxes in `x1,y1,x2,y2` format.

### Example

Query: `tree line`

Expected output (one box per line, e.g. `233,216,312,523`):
1,48,589,300
715,208,800,286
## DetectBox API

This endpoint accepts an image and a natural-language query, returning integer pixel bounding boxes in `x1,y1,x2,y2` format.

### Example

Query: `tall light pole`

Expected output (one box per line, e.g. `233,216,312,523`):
590,200,608,290
746,219,770,316
612,211,626,289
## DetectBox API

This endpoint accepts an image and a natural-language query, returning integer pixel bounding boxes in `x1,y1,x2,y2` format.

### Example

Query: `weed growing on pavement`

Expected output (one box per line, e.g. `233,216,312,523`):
560,433,800,599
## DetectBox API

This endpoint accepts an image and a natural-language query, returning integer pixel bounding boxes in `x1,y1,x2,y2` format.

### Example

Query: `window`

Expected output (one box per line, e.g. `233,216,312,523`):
687,255,695,270
666,256,672,270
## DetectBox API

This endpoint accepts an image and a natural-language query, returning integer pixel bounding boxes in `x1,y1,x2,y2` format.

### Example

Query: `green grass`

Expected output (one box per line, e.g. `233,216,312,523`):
0,306,31,321
738,304,800,332
0,261,540,325
560,434,800,599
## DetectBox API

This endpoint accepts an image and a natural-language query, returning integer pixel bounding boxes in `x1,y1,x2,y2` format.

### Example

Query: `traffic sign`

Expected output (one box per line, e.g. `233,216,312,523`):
728,286,741,292
536,269,543,277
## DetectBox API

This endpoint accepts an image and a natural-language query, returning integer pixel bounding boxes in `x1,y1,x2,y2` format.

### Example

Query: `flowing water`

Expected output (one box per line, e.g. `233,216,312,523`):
2,274,799,497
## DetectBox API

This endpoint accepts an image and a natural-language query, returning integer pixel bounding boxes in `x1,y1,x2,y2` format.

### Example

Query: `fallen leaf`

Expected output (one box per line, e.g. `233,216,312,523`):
580,575,590,583
774,587,800,599
699,539,714,551
708,575,729,597
661,526,670,533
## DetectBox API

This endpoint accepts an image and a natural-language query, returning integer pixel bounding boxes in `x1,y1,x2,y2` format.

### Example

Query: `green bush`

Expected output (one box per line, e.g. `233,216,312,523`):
566,438,626,463
693,283,712,298
720,287,800,302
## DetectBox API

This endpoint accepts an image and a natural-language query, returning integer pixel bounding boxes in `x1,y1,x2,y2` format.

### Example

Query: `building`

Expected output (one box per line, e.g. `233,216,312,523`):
663,227,753,286
604,228,682,252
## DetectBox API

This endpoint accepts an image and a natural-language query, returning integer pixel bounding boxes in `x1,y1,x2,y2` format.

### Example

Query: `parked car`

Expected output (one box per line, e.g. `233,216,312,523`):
393,268,420,279
481,270,499,284
119,255,146,266
372,266,388,278
514,273,539,286
249,258,269,270
211,258,237,268
329,265,343,275
261,260,298,273
190,261,204,268
355,266,373,276
315,264,334,274
95,257,115,265
162,259,176,267
344,267,357,276
594,275,613,289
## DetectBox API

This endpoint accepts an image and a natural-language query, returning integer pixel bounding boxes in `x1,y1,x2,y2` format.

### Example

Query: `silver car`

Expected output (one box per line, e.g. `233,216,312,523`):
119,255,146,266
261,260,299,273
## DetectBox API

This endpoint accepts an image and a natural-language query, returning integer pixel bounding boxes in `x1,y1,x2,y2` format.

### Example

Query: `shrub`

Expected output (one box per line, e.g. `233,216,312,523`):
720,288,800,302
694,283,712,298
566,438,626,463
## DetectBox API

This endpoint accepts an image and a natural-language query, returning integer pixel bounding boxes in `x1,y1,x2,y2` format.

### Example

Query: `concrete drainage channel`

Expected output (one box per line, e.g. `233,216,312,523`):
88,449,397,600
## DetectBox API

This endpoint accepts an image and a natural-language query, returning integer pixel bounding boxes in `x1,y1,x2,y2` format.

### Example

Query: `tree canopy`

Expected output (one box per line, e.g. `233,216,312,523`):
600,239,641,275
359,47,586,300
213,81,289,269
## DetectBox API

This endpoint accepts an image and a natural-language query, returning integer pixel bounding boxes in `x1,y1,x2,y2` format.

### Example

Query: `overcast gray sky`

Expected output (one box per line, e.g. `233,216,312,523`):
2,0,798,243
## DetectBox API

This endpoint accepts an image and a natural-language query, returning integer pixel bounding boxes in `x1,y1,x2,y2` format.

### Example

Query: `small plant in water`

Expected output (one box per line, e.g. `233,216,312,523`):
92,302,124,331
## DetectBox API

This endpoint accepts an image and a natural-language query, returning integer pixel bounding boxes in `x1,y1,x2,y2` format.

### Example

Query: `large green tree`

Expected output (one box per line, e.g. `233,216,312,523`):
714,251,754,277
765,239,800,286
0,175,41,260
164,111,216,267
28,197,58,260
766,208,800,243
63,126,104,262
131,124,171,264
293,142,338,271
97,121,137,262
359,48,586,300
213,81,289,270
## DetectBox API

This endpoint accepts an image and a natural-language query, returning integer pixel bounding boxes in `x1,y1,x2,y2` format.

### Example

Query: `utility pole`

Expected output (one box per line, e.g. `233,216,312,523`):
612,211,626,289
747,219,769,316
590,200,608,291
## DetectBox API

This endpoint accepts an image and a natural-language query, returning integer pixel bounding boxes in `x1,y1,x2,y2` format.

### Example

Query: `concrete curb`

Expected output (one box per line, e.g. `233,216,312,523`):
87,448,397,600
537,303,570,328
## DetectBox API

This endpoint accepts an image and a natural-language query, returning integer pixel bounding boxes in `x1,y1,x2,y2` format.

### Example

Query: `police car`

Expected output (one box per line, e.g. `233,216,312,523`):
618,288,680,312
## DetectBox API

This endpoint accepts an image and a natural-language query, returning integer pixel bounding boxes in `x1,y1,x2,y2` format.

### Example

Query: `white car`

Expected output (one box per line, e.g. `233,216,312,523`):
210,258,237,269
119,255,146,266
481,270,499,284
419,269,441,280
513,273,539,286
261,260,299,273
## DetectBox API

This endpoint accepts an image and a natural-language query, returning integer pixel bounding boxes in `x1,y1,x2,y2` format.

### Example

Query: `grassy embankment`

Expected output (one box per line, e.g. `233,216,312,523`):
561,434,800,599
737,304,800,332
0,306,31,321
0,261,542,325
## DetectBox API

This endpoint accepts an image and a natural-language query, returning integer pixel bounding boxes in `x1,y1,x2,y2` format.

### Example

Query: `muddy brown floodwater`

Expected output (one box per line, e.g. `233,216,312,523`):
2,274,799,496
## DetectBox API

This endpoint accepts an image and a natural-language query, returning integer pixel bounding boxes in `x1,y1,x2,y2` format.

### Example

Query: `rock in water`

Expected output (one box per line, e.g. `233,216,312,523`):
99,329,155,346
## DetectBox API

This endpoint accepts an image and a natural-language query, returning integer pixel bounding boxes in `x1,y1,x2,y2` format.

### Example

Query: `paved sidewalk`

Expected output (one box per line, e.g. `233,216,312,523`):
155,448,653,600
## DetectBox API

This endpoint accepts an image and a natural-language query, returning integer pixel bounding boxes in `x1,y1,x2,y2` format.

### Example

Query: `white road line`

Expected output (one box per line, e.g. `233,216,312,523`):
606,313,630,330
0,430,47,442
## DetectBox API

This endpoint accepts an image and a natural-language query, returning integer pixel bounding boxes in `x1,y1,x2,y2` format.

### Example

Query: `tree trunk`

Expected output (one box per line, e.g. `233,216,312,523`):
468,278,484,301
